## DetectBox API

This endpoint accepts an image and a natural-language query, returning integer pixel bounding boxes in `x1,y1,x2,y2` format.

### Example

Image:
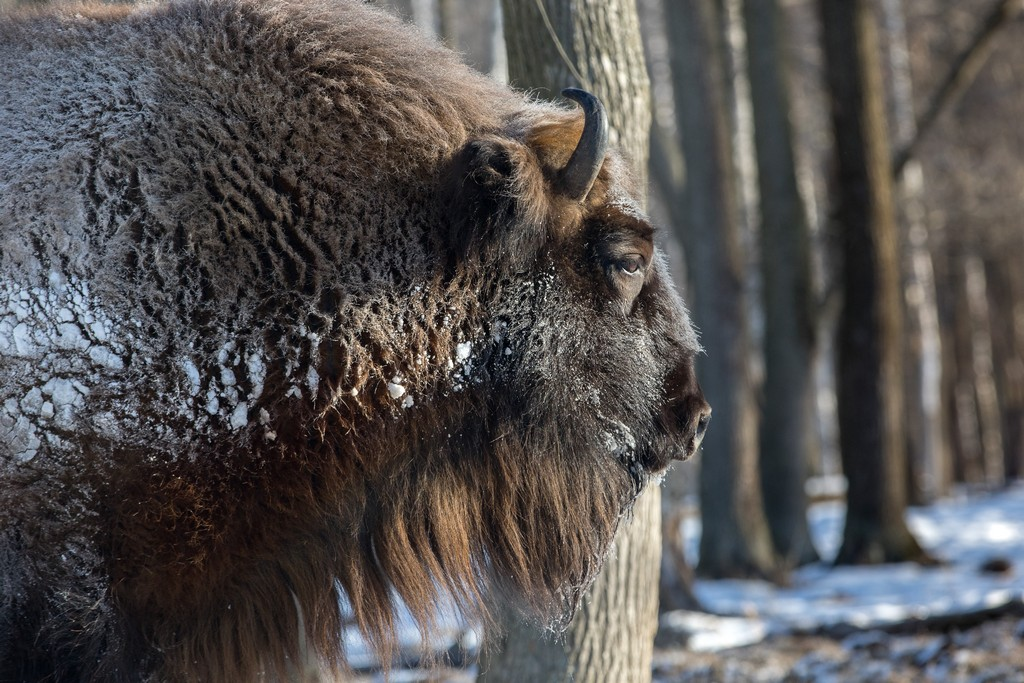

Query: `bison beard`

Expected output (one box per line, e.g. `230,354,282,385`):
0,0,709,680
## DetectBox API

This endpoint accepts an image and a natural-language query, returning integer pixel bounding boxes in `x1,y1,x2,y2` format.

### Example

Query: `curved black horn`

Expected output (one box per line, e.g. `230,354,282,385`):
559,88,609,202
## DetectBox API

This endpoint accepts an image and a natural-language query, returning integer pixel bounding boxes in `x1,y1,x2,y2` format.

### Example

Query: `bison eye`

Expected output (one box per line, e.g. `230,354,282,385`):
605,252,647,311
617,254,646,275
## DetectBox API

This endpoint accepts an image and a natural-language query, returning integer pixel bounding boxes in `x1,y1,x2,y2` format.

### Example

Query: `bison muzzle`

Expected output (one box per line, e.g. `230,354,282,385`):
0,0,710,680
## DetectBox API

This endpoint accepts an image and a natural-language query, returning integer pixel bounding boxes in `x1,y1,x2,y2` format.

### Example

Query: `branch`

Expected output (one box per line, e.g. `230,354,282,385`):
893,0,1024,178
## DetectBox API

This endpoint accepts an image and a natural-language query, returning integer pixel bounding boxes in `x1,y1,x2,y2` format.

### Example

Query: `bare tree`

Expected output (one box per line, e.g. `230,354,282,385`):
743,0,820,568
893,0,1024,177
986,251,1024,480
909,0,1024,491
940,245,1003,488
941,244,986,485
665,0,778,579
478,1,658,680
637,0,705,613
818,0,930,565
437,0,503,76
880,0,947,504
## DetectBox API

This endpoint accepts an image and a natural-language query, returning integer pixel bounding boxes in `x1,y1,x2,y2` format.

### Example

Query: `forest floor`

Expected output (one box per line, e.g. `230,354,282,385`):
649,482,1024,681
652,612,1024,682
353,615,1024,681
354,614,1024,681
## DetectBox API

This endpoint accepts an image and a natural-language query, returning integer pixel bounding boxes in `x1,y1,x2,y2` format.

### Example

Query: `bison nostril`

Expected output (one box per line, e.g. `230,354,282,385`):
674,405,711,461
695,412,710,439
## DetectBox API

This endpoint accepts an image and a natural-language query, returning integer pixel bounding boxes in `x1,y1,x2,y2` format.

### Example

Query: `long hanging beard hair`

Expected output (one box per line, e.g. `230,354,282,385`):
80,395,642,681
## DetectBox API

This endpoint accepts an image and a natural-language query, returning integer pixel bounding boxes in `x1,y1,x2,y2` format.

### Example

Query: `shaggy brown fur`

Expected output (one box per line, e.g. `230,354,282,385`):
0,0,709,680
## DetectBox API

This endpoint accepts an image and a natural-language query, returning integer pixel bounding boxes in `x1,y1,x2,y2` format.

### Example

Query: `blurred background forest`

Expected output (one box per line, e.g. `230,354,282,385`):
3,0,1023,677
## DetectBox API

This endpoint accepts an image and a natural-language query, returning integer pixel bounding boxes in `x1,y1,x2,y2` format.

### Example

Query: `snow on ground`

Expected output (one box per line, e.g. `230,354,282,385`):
347,483,1024,676
669,483,1024,651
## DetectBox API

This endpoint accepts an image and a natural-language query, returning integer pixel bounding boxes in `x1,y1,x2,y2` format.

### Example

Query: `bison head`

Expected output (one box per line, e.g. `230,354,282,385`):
339,89,710,654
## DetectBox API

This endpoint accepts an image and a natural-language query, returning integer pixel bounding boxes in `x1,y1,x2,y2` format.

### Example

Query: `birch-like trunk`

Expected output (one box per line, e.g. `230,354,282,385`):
880,0,947,504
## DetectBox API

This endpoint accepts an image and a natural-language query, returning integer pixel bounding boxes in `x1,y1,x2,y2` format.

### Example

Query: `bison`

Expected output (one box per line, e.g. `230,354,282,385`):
0,0,710,680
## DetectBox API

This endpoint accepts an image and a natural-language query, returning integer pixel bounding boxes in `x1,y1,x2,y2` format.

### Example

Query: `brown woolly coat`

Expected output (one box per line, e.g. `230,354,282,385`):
0,0,707,680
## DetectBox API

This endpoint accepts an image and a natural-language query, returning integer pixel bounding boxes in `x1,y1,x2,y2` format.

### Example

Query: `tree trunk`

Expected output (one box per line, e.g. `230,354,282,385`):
436,0,501,76
370,0,414,22
666,0,778,580
948,248,985,484
986,253,1024,481
659,506,703,612
716,0,759,248
964,252,1004,484
880,0,948,506
742,0,820,568
636,0,703,611
478,2,658,681
934,246,964,487
818,0,930,565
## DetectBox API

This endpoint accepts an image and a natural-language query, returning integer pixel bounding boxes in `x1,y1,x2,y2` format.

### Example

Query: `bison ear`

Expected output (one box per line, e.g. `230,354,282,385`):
443,135,546,267
462,138,517,190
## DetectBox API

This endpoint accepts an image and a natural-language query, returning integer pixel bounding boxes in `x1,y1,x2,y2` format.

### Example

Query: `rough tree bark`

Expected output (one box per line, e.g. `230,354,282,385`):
818,0,930,565
477,1,659,681
666,0,778,580
742,0,820,568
